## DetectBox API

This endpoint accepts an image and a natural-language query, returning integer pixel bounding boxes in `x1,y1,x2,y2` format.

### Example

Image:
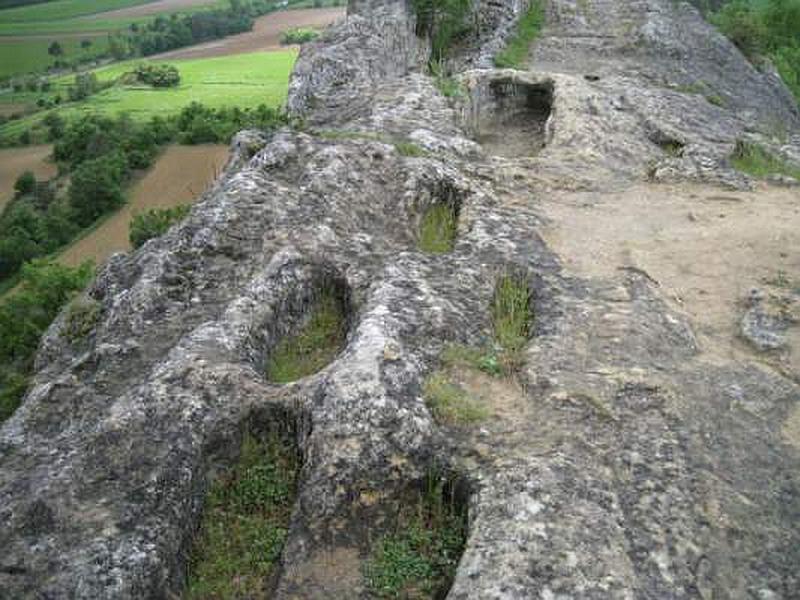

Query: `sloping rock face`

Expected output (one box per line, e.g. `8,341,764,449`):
2,0,800,598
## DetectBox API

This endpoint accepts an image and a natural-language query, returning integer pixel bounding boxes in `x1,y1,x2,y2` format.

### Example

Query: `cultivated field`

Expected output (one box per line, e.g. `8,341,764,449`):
0,36,110,78
153,6,343,59
58,143,228,267
80,0,220,20
0,143,56,212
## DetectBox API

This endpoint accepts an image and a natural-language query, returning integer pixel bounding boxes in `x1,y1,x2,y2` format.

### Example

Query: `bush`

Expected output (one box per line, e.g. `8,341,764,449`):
0,260,93,422
129,205,191,248
14,171,36,197
279,27,320,44
131,63,181,88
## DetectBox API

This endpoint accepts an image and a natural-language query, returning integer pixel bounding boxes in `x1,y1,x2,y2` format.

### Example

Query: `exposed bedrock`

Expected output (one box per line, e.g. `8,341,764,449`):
1,0,799,598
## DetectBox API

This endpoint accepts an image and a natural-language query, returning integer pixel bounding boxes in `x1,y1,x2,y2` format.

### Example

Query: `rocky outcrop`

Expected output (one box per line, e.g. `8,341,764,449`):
2,0,799,598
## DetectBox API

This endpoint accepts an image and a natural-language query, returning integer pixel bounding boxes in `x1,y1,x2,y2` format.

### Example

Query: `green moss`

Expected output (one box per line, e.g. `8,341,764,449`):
266,289,346,383
732,140,800,180
424,371,490,426
363,474,467,599
186,433,297,599
494,0,546,68
418,203,458,254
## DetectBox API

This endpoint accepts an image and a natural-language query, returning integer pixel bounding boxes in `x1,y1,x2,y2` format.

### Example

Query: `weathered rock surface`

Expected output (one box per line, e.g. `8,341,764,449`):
2,0,800,599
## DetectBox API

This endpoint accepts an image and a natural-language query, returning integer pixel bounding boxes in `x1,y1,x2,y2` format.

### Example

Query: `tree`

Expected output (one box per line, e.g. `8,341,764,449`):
68,153,127,226
14,171,36,197
47,41,64,57
80,39,92,50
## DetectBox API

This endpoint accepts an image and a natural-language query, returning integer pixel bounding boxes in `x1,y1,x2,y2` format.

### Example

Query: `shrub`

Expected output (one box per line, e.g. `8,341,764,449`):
0,260,93,422
280,27,320,44
129,205,191,248
14,171,36,197
131,63,181,88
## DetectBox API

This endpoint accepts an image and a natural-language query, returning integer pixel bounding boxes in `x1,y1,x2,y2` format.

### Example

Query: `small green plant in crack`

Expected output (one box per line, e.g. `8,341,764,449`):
430,61,465,99
63,297,101,341
424,371,490,427
395,141,429,157
363,474,467,599
419,203,458,254
731,140,800,180
493,0,546,68
187,432,297,599
491,272,532,371
660,140,684,157
266,288,347,383
440,344,503,377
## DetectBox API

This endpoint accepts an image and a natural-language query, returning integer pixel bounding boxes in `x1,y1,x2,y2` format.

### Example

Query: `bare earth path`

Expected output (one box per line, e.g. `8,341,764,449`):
538,181,800,374
59,144,228,267
0,144,56,213
151,7,344,60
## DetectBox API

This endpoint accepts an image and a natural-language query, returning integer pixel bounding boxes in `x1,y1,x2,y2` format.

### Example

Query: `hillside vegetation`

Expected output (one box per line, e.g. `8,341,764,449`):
712,0,800,101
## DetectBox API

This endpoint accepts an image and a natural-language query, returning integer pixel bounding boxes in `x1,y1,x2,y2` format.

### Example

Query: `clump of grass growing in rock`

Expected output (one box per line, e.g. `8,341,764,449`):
418,203,458,254
491,272,532,370
63,296,101,341
266,288,346,383
493,0,545,68
395,141,428,157
363,474,467,599
187,432,297,599
424,372,490,426
731,141,800,180
129,205,191,249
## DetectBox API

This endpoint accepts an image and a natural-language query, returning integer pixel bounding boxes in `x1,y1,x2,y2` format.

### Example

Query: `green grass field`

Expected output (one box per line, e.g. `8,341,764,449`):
0,37,110,79
0,50,296,141
0,0,166,22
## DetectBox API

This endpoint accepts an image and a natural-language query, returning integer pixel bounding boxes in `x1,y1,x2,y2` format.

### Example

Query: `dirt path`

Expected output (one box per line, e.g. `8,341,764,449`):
0,145,56,213
151,7,344,60
59,144,228,267
79,0,218,21
537,181,800,371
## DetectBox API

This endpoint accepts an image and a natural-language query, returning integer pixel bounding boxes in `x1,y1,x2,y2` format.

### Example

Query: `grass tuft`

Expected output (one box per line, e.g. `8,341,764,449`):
395,141,428,157
493,0,545,68
186,432,297,600
363,473,467,599
424,371,490,426
731,141,800,180
266,288,346,383
491,272,532,371
418,203,458,254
